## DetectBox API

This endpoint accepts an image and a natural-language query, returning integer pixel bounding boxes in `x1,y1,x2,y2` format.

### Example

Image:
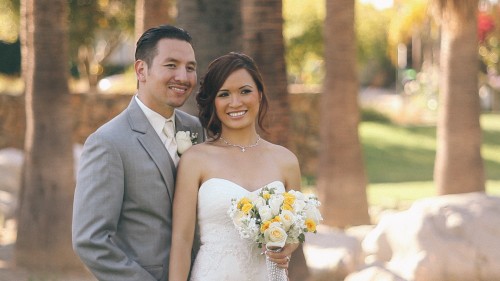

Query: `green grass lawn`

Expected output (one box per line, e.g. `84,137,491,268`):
361,113,500,209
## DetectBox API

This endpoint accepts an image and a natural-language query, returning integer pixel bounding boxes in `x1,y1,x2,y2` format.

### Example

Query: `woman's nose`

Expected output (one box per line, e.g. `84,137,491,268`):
229,94,242,107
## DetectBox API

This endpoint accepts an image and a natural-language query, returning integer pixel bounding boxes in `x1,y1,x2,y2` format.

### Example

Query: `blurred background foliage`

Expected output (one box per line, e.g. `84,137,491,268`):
1,0,499,113
0,0,405,92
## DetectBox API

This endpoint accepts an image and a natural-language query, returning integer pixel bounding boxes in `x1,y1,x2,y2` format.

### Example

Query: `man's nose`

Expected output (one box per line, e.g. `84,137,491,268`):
174,67,188,82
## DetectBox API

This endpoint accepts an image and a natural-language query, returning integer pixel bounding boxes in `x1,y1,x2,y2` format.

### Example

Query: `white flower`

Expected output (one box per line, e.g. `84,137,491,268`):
264,222,288,249
305,205,323,224
249,193,266,209
279,210,295,231
228,186,322,249
175,131,197,155
268,195,284,216
258,205,273,222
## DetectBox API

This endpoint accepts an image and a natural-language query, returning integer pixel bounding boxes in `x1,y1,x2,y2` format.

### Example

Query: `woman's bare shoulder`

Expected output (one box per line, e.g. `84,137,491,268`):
178,141,219,163
265,141,299,165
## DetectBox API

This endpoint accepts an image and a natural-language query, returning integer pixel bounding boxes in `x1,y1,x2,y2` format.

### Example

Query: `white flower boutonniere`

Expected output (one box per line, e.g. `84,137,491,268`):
175,131,198,155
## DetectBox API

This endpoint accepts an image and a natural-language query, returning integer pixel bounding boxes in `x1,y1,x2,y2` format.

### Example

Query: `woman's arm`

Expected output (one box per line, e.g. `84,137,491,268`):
169,149,203,281
266,146,302,268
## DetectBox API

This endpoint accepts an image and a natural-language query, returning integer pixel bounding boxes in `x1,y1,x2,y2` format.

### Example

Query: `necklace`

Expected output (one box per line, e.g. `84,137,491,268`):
220,135,261,152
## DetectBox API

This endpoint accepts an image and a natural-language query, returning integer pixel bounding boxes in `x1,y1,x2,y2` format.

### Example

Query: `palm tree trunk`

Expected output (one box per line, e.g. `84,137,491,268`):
16,0,80,270
242,1,307,279
135,0,174,40
317,0,370,228
176,0,243,115
434,0,485,194
242,0,290,147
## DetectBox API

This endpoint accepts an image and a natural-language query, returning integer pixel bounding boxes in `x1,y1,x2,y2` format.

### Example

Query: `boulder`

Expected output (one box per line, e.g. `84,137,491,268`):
362,192,500,281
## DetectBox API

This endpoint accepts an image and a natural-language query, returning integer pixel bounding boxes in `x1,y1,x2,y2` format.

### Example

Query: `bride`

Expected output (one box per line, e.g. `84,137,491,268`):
169,52,300,280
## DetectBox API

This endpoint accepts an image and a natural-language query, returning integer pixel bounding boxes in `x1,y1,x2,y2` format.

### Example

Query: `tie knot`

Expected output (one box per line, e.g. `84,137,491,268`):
163,120,175,138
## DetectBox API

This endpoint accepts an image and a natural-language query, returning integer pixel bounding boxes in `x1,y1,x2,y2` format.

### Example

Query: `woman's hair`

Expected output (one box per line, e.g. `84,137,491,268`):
196,52,269,138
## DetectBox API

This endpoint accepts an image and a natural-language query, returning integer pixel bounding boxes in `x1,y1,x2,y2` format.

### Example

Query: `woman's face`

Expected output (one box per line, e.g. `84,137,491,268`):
214,68,260,131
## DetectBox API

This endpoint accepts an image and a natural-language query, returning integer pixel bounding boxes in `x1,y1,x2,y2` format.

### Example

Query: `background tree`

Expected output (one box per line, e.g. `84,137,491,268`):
241,1,309,279
135,0,174,39
432,0,485,194
176,0,243,115
283,0,324,85
69,0,134,94
15,0,81,270
317,0,370,228
242,0,290,147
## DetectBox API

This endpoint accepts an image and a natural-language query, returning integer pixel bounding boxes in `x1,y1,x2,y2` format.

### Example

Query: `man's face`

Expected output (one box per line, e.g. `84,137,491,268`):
136,38,197,118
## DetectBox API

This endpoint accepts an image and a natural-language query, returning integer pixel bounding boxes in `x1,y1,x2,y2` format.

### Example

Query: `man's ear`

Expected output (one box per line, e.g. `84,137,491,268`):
135,60,147,82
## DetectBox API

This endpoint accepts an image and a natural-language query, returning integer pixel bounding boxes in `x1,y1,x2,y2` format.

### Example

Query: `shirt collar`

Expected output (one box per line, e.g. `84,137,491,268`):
135,95,176,138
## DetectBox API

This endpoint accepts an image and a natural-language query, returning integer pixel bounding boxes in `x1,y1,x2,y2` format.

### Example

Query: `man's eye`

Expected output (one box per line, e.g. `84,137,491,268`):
187,66,196,72
165,64,176,68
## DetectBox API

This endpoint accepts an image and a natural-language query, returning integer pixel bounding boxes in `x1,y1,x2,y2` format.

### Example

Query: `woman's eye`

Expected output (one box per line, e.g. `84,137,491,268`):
217,92,229,98
241,89,252,95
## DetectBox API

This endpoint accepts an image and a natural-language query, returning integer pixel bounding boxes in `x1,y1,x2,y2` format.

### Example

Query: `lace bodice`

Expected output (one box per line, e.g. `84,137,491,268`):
189,178,285,281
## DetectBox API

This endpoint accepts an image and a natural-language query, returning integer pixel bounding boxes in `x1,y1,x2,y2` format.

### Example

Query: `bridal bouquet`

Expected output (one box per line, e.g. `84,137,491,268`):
228,185,322,280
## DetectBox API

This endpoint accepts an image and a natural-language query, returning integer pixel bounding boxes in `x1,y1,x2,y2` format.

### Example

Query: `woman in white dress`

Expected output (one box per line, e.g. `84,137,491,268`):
169,52,300,281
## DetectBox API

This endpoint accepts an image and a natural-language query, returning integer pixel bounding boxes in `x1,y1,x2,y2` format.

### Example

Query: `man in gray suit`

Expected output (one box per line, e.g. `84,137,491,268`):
72,25,204,281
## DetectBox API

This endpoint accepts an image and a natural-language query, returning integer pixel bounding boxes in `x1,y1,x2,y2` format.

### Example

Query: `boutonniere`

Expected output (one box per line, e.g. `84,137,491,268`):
175,131,198,155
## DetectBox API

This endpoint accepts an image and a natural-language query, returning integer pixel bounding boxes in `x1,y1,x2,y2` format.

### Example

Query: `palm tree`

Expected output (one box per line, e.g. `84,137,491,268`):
135,0,174,39
432,0,485,194
242,0,290,146
241,1,308,279
176,0,243,115
15,0,80,270
317,0,370,228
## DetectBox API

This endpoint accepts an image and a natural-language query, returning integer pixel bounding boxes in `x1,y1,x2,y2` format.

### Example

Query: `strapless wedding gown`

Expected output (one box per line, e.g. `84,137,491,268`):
189,178,285,281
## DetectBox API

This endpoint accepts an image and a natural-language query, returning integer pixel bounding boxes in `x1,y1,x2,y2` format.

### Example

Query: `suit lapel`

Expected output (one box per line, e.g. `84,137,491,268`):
127,98,176,202
175,111,188,133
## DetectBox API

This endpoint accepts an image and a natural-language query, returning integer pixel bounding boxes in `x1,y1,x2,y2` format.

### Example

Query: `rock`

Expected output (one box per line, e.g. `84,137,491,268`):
345,265,407,281
0,145,83,224
362,192,500,281
303,225,364,280
0,148,23,195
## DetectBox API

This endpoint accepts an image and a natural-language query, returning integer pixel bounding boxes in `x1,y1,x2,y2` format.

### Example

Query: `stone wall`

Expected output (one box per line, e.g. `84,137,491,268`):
0,90,320,178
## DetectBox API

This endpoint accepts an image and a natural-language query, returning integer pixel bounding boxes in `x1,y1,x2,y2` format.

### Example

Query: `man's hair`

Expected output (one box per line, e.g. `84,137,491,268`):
135,25,193,67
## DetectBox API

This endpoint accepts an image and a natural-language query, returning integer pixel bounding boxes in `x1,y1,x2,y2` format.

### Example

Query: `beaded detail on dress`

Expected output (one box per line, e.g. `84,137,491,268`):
189,178,285,281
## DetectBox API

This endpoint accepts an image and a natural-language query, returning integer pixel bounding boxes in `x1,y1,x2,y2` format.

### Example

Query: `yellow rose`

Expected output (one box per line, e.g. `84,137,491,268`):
305,218,317,232
263,192,271,200
272,216,281,223
260,220,271,233
241,203,253,214
237,197,251,210
283,192,295,206
282,203,293,211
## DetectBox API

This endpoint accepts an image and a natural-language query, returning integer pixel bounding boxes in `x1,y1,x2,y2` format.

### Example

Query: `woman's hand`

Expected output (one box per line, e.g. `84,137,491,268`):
264,243,299,269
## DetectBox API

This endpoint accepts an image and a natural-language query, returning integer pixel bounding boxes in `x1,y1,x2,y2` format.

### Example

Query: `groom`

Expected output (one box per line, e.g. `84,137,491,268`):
72,25,204,281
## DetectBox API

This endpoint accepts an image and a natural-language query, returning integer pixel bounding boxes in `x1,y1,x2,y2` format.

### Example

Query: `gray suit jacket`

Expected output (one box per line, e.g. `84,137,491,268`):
72,97,204,281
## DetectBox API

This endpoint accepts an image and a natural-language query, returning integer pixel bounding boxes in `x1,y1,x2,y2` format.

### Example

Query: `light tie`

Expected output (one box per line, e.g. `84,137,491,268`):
163,120,179,166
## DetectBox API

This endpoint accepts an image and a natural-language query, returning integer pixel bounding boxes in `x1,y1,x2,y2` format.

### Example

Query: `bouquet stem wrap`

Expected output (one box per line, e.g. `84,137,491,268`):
266,247,287,281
